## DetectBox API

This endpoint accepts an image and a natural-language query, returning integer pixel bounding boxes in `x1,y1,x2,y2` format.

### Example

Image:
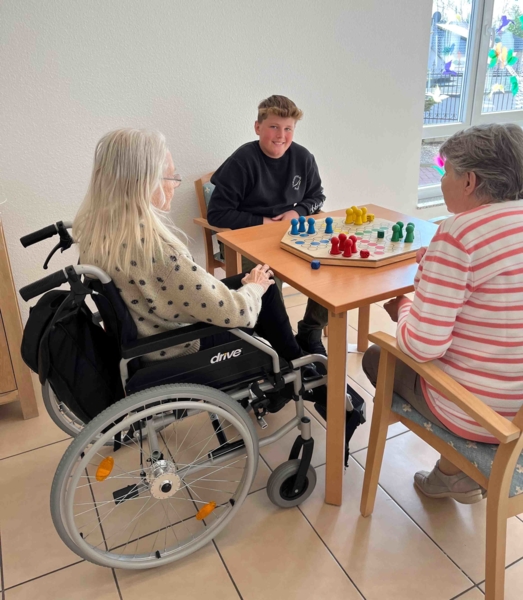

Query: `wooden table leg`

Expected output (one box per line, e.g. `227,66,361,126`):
223,245,242,278
357,304,370,353
325,310,348,506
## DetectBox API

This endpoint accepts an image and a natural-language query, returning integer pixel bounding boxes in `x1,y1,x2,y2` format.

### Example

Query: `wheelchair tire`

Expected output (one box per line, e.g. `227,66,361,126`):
267,460,317,508
42,381,86,438
51,384,258,569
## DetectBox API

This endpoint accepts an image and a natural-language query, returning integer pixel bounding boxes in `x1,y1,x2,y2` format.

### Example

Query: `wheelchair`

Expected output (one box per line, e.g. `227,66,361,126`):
19,221,333,570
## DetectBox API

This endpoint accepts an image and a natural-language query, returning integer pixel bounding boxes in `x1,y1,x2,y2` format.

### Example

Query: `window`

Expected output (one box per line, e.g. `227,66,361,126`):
419,0,523,201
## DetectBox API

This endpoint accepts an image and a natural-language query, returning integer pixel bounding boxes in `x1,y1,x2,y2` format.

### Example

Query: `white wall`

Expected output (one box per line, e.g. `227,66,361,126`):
0,0,436,318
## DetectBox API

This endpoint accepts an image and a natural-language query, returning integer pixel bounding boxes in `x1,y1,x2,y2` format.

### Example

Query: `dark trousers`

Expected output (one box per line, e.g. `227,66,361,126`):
362,344,450,432
199,274,302,362
240,255,328,331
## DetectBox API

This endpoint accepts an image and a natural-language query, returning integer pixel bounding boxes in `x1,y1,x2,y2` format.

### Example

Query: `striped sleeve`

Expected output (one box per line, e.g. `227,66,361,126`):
396,231,472,362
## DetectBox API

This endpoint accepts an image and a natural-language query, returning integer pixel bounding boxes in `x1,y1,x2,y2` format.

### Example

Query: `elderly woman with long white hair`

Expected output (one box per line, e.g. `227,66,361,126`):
363,123,523,504
73,128,307,368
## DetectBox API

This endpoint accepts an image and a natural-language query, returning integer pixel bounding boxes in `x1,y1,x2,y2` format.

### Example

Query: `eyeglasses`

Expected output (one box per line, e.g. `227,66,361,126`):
163,174,182,184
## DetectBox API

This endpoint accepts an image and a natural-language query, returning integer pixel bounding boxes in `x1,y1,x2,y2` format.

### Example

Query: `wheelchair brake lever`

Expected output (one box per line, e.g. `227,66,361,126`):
42,222,74,270
43,242,61,270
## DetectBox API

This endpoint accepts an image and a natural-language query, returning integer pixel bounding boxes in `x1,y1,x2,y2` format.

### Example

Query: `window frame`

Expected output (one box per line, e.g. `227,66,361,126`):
419,0,523,201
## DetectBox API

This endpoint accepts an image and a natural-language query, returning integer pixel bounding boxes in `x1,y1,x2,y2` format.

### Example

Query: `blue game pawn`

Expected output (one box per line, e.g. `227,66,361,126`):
298,215,307,233
307,217,316,235
325,216,334,234
290,218,300,236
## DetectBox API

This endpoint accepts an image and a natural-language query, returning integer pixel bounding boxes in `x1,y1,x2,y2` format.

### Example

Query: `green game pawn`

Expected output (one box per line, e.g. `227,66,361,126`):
404,224,415,243
391,224,401,242
396,221,404,239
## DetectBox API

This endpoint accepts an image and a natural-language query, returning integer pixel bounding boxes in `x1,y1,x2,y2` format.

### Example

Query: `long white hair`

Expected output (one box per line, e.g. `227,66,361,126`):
73,128,187,277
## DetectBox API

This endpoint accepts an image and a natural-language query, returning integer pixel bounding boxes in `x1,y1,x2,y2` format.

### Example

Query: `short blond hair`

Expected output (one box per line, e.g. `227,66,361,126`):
257,95,303,123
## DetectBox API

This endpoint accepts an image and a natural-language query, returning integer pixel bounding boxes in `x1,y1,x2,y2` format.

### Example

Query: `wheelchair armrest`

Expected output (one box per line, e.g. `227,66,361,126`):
121,322,228,360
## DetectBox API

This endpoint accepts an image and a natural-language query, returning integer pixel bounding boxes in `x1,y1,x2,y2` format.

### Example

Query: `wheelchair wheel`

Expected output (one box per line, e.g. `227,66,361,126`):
42,382,85,438
51,384,258,569
267,459,317,508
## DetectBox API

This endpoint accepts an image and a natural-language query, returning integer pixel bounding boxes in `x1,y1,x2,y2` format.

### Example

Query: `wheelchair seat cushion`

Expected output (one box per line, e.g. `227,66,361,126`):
392,394,523,497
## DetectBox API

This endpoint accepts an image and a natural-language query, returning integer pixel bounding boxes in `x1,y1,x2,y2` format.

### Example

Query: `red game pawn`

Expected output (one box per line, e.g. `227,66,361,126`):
348,235,358,253
330,237,341,255
360,250,370,258
342,242,352,257
338,233,347,251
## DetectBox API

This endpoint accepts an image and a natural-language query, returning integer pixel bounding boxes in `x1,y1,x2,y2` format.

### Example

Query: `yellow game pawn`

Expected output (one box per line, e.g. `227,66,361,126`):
345,208,354,224
354,208,363,226
361,207,368,222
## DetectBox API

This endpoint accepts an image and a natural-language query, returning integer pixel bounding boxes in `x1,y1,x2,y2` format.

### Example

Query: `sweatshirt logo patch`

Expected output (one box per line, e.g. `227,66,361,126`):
292,175,301,190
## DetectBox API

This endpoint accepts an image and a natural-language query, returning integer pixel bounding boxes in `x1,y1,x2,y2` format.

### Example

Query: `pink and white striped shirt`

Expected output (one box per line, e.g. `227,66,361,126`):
397,200,523,443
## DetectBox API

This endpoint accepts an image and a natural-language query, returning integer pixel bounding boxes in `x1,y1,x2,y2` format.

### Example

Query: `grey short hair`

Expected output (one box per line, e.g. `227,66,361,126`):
439,123,523,202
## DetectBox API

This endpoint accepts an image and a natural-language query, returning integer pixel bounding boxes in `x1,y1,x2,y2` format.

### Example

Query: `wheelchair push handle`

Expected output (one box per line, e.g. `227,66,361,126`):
19,269,68,301
20,222,70,247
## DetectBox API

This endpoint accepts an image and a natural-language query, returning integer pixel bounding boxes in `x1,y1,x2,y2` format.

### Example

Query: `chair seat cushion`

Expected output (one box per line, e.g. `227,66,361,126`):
391,394,523,497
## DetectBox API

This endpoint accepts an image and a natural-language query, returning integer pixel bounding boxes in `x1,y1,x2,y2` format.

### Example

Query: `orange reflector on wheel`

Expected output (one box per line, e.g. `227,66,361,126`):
195,501,217,520
96,456,114,481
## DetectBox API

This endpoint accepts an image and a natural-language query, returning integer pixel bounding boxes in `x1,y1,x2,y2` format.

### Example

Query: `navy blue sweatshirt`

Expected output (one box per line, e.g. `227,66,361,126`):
207,141,325,230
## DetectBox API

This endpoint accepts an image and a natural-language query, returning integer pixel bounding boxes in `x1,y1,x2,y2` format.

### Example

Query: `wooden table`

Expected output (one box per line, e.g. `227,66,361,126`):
218,205,437,505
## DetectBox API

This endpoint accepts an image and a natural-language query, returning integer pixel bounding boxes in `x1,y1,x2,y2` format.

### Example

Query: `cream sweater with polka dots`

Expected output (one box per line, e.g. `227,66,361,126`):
110,243,265,361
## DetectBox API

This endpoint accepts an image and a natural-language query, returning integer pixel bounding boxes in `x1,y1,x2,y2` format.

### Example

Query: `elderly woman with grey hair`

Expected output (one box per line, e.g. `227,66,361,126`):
363,123,523,504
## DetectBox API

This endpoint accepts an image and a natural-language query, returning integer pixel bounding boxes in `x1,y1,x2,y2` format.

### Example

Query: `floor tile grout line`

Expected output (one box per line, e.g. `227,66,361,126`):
3,560,85,591
350,459,477,587
505,552,523,571
111,568,124,600
0,437,71,462
0,533,5,600
212,540,244,600
296,504,366,599
238,454,367,599
450,584,484,599
350,429,409,456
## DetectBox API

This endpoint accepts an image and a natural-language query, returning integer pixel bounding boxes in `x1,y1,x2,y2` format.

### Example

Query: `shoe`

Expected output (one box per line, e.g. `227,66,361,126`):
414,461,486,505
295,322,327,356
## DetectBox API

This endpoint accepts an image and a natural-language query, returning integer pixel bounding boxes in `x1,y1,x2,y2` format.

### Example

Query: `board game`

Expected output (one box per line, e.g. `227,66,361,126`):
279,208,422,268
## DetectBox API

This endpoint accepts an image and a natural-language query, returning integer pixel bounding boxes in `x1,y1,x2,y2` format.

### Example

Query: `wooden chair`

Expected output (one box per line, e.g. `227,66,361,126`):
360,331,523,600
193,172,241,278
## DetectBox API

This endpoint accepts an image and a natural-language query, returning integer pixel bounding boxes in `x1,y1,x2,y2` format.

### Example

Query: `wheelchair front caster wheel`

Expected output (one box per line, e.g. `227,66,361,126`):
267,459,317,508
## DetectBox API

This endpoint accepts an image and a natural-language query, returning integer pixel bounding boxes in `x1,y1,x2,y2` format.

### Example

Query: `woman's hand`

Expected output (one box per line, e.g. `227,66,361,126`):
416,247,428,263
383,295,411,322
242,264,275,293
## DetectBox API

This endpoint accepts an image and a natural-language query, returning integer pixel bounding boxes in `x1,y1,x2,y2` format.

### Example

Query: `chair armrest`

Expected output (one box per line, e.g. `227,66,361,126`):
193,217,231,234
368,331,521,444
121,322,228,360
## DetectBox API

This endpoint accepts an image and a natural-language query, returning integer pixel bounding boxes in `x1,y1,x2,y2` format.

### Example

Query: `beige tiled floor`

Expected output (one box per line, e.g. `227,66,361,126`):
1,289,521,599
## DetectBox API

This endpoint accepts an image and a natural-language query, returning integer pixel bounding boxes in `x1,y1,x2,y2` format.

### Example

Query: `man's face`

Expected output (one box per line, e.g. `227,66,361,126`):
254,115,296,159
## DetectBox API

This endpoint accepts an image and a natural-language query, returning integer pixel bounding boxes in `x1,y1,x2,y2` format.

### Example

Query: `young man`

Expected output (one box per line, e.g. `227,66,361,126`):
207,95,328,355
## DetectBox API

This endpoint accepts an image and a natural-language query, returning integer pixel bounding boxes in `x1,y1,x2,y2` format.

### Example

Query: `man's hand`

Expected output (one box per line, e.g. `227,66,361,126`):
271,210,300,222
383,296,411,323
262,217,274,224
